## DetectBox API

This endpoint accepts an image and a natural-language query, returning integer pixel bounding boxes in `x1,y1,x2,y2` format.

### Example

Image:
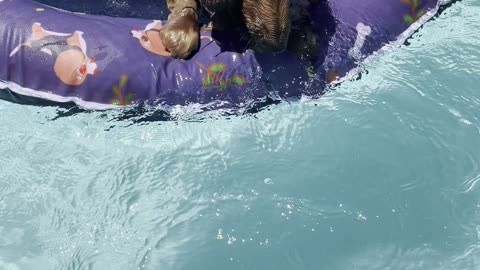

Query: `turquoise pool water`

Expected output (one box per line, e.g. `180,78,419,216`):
1,0,480,269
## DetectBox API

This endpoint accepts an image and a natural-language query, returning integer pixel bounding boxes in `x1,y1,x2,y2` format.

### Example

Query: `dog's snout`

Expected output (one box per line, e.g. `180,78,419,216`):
271,41,288,53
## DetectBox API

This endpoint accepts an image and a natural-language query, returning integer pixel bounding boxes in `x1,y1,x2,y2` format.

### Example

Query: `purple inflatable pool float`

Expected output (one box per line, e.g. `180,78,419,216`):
0,0,451,111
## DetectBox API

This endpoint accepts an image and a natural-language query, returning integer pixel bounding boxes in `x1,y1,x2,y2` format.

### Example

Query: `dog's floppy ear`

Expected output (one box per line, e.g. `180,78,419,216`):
242,0,290,52
160,14,199,59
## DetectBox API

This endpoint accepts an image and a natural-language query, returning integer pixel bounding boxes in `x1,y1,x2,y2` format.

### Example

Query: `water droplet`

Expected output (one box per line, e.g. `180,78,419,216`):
217,229,224,240
227,238,234,244
357,213,367,221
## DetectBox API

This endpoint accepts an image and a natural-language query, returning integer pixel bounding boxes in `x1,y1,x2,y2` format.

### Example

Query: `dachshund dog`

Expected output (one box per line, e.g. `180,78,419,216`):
161,0,319,62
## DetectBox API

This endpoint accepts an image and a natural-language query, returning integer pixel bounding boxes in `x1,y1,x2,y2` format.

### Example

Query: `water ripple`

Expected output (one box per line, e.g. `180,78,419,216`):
0,0,479,270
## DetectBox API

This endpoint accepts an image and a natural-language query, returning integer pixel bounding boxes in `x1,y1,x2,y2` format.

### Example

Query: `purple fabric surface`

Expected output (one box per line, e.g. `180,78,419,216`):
0,0,443,110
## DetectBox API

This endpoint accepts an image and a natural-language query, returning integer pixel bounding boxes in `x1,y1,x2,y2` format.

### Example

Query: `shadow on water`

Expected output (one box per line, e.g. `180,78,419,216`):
0,87,285,124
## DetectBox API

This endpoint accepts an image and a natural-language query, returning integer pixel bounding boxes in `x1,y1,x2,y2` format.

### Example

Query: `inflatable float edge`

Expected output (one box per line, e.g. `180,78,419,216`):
332,0,453,85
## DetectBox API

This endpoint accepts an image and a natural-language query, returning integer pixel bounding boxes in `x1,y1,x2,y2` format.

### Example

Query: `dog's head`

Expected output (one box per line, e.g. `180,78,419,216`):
160,13,199,59
242,0,291,53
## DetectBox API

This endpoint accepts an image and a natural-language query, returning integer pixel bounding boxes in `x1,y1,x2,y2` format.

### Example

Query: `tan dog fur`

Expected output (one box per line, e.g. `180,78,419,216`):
161,0,200,59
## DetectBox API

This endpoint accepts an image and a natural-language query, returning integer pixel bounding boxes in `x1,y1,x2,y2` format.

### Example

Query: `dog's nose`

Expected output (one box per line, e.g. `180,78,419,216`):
263,35,289,54
272,45,287,53
263,42,288,54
